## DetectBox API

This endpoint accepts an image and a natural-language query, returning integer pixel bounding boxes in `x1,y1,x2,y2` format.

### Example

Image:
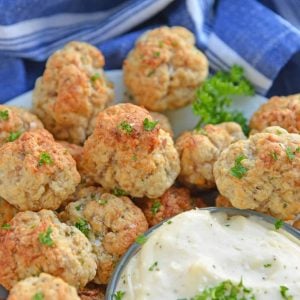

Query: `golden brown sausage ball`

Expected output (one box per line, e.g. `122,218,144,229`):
123,26,208,111
33,41,114,145
214,127,300,220
7,273,80,300
176,122,245,189
59,186,148,284
0,210,97,290
78,283,105,300
0,129,80,211
82,103,180,198
215,194,233,208
0,105,43,146
149,112,174,137
0,198,18,227
250,94,300,134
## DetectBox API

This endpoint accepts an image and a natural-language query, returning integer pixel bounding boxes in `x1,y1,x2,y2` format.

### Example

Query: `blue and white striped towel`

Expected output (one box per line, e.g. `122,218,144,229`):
0,0,300,103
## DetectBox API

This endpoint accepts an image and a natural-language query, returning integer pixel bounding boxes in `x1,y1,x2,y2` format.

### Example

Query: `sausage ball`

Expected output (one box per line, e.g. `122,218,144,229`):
78,283,105,300
0,198,18,227
136,186,206,226
214,127,300,220
176,122,246,189
123,26,208,111
7,273,80,300
0,105,43,146
215,194,233,208
59,186,148,284
149,112,174,137
250,94,300,134
82,103,180,198
0,129,80,211
33,41,114,145
0,210,97,290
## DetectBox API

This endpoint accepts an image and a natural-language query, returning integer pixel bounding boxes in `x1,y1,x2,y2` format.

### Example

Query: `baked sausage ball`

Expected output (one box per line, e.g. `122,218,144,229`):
215,194,233,208
250,94,300,134
0,198,18,227
123,26,208,111
214,127,300,220
82,103,180,198
8,273,80,300
0,129,80,211
0,210,97,290
136,186,206,226
149,112,174,137
78,283,105,300
0,105,43,146
33,41,114,145
176,122,246,189
59,186,148,284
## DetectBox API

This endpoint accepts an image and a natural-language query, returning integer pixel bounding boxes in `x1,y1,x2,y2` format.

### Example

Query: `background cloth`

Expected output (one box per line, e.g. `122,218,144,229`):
0,0,300,103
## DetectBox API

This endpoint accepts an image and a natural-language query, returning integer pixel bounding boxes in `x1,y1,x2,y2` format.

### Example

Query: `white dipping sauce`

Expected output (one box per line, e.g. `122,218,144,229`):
116,209,300,299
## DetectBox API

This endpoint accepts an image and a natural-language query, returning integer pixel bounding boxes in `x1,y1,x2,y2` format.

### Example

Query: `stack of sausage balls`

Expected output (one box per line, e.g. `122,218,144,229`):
0,26,300,299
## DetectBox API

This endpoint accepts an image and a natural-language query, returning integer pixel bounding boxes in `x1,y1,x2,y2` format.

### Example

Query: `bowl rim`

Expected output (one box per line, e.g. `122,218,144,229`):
105,207,300,299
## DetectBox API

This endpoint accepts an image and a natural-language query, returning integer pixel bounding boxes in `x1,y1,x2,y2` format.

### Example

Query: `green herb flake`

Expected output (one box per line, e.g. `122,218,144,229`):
270,151,278,161
131,154,137,161
75,218,90,237
151,200,161,215
296,147,300,153
1,223,11,230
230,155,248,179
192,65,254,135
112,187,128,197
32,292,44,300
75,204,82,211
38,227,54,247
118,121,133,134
135,234,147,245
113,291,125,300
7,131,21,142
276,130,283,135
264,263,272,268
286,147,295,161
280,285,294,300
275,219,284,230
196,127,208,135
0,110,9,121
158,41,164,48
167,220,172,224
153,51,160,57
97,199,108,205
143,118,158,131
148,261,158,271
90,73,100,82
147,69,155,77
38,152,53,166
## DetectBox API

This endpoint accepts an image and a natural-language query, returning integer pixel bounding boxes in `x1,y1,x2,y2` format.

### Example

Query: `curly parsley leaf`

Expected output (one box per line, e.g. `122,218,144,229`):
38,152,53,166
118,121,133,134
135,234,147,245
151,200,161,215
274,219,284,230
0,110,9,121
75,218,90,237
280,286,293,300
113,291,125,300
143,118,158,131
7,131,21,142
112,187,128,197
1,223,11,230
38,227,54,247
230,155,248,179
32,292,44,300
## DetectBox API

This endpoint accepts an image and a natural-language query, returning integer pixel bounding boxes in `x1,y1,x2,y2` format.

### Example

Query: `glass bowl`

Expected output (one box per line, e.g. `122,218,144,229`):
105,207,300,300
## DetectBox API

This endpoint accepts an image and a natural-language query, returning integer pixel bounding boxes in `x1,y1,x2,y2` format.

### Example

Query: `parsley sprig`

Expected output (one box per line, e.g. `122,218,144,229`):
0,110,9,121
143,118,158,131
38,152,53,166
274,219,284,230
32,292,44,300
151,200,161,215
118,121,133,134
193,65,254,135
280,286,293,300
135,234,147,245
113,291,125,300
38,227,54,247
7,131,21,142
75,218,90,237
230,155,248,179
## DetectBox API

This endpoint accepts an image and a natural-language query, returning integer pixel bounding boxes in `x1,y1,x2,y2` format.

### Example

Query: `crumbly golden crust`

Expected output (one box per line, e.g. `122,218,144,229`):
214,126,300,220
82,103,180,198
0,129,80,211
0,198,18,227
0,105,43,146
33,41,114,144
0,210,97,290
176,122,245,189
59,187,148,284
149,112,174,137
7,273,80,300
250,94,300,134
215,194,233,208
123,26,208,111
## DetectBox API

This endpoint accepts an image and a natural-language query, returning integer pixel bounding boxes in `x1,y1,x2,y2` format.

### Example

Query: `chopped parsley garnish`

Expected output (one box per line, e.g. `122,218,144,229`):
32,292,44,300
1,223,11,230
190,279,255,300
193,65,254,135
113,187,128,197
196,127,208,135
97,199,108,205
38,152,53,166
167,220,172,224
90,73,100,82
135,234,147,245
153,51,160,57
280,285,293,300
143,118,158,131
132,154,137,161
0,110,9,121
270,151,278,161
7,131,21,142
230,155,248,179
158,41,164,48
264,263,272,268
148,261,158,271
296,147,300,153
75,204,82,211
147,69,155,77
118,121,133,134
151,200,161,215
75,218,90,237
38,227,54,247
286,147,295,161
276,130,283,135
274,219,284,230
113,291,125,300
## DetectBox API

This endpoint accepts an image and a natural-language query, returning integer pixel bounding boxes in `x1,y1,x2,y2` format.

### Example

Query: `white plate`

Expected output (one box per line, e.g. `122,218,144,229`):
0,69,267,298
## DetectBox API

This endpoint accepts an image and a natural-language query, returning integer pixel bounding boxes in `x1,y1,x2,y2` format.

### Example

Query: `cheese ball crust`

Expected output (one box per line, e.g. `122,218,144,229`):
0,210,97,290
59,187,148,284
0,198,18,227
33,41,114,145
214,127,300,220
176,122,246,189
8,273,80,300
0,105,43,146
0,129,80,211
250,94,300,134
123,26,208,111
82,103,180,198
149,112,174,137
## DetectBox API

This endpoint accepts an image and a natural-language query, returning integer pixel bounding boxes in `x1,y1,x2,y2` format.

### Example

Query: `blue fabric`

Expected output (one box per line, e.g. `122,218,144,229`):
0,0,300,103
